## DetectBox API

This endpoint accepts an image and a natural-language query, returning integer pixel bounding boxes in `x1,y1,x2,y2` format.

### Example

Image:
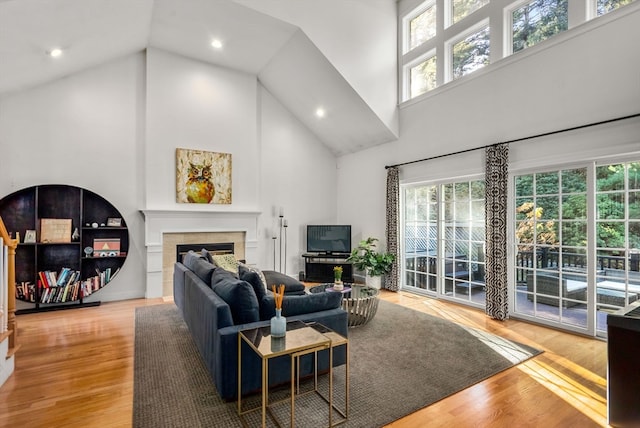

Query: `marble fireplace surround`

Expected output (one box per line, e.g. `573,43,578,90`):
141,210,260,298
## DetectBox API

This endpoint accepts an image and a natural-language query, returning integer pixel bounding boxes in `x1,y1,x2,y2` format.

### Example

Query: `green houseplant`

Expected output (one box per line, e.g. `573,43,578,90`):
347,237,395,288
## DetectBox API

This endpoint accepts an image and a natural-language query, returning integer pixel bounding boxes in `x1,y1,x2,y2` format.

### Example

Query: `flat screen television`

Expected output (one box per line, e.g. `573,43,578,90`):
306,225,351,255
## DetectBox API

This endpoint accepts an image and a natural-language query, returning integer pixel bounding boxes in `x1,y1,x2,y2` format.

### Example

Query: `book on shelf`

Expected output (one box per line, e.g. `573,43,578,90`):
36,267,81,303
15,281,36,302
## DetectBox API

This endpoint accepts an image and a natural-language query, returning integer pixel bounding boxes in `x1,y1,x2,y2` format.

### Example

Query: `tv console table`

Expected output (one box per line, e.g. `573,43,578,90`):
302,253,354,283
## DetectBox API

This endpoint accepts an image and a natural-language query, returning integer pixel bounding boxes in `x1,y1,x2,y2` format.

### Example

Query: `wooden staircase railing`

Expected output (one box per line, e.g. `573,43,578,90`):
0,216,17,353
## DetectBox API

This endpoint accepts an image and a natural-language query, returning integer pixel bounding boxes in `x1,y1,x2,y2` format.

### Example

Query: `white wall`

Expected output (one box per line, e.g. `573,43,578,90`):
338,5,640,248
145,48,260,211
0,53,147,302
258,87,338,275
0,48,340,302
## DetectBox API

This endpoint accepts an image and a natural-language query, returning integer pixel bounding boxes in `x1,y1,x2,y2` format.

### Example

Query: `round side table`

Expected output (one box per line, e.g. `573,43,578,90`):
309,283,380,327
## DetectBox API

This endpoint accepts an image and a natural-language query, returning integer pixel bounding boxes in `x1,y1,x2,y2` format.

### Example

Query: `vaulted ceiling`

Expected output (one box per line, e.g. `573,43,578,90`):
0,0,398,155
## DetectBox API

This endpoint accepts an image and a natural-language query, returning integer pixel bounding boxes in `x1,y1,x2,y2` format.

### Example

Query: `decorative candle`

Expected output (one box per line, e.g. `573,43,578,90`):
279,206,284,217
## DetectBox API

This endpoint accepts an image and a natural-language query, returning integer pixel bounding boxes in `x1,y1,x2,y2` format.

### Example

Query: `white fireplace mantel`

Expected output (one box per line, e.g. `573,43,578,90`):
140,209,261,298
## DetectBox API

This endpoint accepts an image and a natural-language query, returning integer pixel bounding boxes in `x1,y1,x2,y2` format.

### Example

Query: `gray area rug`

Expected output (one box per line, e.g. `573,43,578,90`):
133,300,541,427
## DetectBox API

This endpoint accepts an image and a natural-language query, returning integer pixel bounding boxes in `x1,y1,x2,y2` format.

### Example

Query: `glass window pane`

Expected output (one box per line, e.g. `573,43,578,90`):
410,55,437,98
471,180,485,199
452,26,490,80
562,168,587,193
596,221,625,249
562,194,586,220
597,164,625,191
630,222,640,249
516,174,534,197
630,191,640,219
516,199,533,220
597,193,625,220
452,0,489,24
537,195,559,220
472,200,484,220
512,0,568,54
455,182,469,199
409,4,437,50
536,171,559,194
629,162,640,190
562,221,587,247
444,183,454,201
417,204,428,221
597,0,636,16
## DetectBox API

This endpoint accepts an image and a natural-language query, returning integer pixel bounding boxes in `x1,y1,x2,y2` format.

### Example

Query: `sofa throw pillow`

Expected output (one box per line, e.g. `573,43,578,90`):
200,248,214,264
239,269,266,302
238,263,268,290
191,258,216,285
211,268,259,325
212,254,239,275
262,270,306,294
259,291,343,320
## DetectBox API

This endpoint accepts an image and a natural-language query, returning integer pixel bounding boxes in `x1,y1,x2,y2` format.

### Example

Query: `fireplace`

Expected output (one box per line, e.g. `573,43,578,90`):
141,209,260,298
176,242,235,263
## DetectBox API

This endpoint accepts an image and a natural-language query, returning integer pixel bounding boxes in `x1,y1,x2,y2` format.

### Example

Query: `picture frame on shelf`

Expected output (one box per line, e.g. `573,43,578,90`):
40,218,72,243
94,238,121,257
106,217,122,227
24,229,36,243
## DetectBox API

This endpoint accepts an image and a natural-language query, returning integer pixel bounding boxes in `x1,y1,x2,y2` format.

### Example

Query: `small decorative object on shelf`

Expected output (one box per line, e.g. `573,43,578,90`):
333,265,344,290
84,246,93,257
24,229,36,243
71,227,80,241
270,284,286,338
106,217,122,227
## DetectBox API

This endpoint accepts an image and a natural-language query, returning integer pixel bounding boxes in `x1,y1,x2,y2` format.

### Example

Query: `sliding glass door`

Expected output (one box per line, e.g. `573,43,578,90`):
513,161,640,336
403,180,486,307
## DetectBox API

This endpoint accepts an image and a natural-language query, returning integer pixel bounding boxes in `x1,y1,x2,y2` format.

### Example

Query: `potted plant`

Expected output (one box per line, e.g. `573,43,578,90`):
346,237,395,289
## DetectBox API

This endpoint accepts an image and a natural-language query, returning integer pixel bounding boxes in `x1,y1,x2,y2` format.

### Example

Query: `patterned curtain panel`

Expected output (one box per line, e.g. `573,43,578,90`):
385,167,400,291
485,144,509,320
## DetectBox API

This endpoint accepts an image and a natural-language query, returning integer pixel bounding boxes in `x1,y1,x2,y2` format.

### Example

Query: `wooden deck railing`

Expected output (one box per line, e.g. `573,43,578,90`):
0,216,17,351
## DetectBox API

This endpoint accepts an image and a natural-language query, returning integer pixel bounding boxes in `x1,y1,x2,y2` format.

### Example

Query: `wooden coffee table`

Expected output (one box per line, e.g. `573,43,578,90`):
309,283,380,327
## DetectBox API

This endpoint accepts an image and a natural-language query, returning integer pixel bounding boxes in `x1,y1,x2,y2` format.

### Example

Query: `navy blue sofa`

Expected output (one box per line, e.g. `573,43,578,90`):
173,251,348,401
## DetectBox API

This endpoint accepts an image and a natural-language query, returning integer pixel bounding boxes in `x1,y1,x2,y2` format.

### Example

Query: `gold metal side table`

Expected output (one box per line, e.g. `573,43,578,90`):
306,322,349,426
238,320,337,427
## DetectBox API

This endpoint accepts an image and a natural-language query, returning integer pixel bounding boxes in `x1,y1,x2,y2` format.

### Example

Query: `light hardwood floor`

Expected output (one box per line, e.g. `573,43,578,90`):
0,291,608,427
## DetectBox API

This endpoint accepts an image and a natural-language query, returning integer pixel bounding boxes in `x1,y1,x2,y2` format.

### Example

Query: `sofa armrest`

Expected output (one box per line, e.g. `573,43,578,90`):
173,262,189,315
262,270,306,295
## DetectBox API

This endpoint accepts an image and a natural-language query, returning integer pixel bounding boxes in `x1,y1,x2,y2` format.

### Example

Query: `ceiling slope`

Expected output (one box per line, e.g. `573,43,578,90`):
0,0,398,155
0,0,153,95
259,30,398,156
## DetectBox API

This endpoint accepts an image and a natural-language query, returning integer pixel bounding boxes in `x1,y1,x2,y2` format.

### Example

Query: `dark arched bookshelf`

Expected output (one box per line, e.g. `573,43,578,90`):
0,184,129,313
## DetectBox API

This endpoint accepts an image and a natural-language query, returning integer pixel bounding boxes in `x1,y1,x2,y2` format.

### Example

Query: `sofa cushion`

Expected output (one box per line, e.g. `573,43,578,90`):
211,268,259,324
201,248,214,264
260,291,343,320
262,270,306,294
182,250,205,270
191,258,216,285
212,254,240,275
239,268,267,302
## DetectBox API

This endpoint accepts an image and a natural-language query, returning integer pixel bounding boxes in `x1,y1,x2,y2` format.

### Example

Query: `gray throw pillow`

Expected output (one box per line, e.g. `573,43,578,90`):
239,268,267,302
211,267,259,325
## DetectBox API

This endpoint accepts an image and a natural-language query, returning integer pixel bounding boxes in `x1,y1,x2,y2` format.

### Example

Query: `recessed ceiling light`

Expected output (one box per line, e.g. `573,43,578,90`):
315,107,326,118
211,39,223,49
48,48,63,58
